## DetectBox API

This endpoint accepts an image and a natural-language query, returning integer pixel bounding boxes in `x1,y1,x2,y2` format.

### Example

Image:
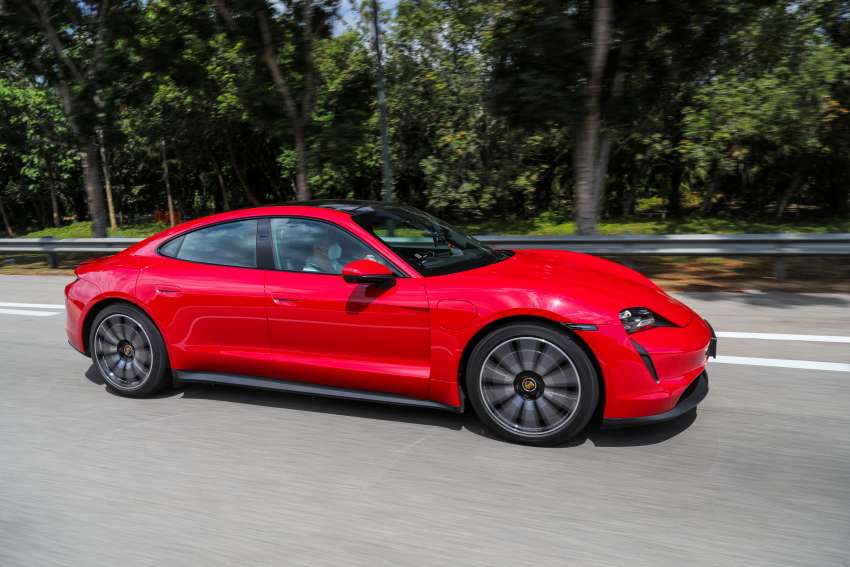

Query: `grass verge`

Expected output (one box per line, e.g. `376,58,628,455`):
465,215,850,235
18,221,167,239
13,215,850,239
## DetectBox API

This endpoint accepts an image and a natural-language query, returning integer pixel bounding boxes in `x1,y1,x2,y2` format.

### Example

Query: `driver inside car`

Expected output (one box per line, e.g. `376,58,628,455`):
303,234,344,274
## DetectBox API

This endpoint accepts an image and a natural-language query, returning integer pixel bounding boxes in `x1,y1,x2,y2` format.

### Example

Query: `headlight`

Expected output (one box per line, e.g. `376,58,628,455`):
619,308,655,333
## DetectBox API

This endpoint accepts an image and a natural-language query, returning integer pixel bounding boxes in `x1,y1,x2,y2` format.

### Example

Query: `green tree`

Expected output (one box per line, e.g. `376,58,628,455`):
0,0,140,236
0,76,77,235
487,0,774,231
215,0,341,200
679,2,850,217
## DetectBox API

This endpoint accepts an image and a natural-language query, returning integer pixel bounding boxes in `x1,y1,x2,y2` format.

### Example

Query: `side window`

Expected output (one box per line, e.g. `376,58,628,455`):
159,235,184,258
270,218,385,275
162,220,258,268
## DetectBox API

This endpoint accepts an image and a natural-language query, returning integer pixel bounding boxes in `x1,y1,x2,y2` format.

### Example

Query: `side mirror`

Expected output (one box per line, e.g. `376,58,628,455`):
342,259,396,286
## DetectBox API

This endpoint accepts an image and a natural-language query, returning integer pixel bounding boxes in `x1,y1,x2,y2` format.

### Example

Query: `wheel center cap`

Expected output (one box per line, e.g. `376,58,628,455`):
119,341,134,358
514,372,544,400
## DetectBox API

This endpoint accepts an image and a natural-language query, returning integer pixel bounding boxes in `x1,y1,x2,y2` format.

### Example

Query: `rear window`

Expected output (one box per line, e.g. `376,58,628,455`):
160,220,258,268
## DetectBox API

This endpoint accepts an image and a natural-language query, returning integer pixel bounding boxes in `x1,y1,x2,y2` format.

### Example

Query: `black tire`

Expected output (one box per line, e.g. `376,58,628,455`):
89,303,171,397
465,323,599,446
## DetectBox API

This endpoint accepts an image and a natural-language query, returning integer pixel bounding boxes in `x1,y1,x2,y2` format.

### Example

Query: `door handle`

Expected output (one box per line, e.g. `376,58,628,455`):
272,296,298,306
156,286,183,296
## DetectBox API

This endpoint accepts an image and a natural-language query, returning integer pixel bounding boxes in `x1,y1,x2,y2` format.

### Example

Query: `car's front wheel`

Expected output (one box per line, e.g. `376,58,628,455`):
90,303,171,397
466,323,599,445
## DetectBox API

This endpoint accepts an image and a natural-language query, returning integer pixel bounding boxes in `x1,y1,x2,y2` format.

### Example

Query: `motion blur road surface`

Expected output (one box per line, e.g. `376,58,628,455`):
1,275,849,567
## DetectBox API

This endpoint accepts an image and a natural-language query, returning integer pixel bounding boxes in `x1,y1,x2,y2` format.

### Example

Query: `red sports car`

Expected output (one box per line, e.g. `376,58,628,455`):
66,201,715,445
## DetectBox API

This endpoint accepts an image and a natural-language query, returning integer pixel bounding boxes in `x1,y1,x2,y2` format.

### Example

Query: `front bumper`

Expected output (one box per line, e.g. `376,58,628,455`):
577,314,715,420
601,370,709,428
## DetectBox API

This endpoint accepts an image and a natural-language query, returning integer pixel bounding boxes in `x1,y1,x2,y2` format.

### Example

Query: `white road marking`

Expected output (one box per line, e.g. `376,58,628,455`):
712,356,850,373
717,331,850,344
0,302,65,310
0,308,60,317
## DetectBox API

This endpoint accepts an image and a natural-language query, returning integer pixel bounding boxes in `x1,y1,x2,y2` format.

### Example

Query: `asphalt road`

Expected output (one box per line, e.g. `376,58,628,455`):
1,275,849,567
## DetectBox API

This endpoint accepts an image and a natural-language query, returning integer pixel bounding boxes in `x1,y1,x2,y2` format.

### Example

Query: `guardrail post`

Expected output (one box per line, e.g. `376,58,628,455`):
774,257,786,281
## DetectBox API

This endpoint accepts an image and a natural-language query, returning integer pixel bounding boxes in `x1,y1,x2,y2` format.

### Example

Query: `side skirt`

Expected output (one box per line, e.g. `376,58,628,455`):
173,371,463,414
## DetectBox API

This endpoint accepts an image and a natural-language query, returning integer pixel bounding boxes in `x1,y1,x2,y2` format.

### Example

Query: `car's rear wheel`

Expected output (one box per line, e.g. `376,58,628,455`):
90,303,171,397
466,323,599,445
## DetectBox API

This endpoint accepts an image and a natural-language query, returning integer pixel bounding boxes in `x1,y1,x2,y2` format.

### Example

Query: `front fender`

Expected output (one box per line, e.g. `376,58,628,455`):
427,296,609,408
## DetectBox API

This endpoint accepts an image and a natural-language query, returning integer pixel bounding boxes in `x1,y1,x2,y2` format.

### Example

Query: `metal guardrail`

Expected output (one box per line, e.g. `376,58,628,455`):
1,233,849,278
0,237,141,253
477,234,850,280
0,237,140,269
476,233,850,255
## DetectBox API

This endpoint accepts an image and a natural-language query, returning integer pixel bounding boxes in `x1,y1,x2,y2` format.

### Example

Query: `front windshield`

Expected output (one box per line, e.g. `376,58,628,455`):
351,205,510,276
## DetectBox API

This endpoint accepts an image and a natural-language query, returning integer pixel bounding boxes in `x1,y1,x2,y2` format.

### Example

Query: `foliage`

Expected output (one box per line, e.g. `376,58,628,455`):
22,220,168,238
679,2,850,211
0,76,78,230
20,215,849,239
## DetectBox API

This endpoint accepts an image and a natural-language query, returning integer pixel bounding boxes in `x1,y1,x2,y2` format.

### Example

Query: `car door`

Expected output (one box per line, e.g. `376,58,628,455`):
136,218,271,377
262,216,431,399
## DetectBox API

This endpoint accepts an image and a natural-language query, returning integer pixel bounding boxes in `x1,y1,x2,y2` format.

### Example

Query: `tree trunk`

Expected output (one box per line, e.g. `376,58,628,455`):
197,171,208,213
573,120,598,233
29,179,47,227
573,0,611,235
254,6,313,201
592,132,612,218
623,186,636,216
0,194,14,237
49,183,60,227
161,139,176,227
667,161,684,217
79,142,108,237
211,155,231,211
32,7,108,237
98,130,118,230
371,0,394,202
700,188,714,215
700,162,721,214
775,167,805,220
36,195,47,227
293,123,310,201
45,159,62,227
226,135,260,206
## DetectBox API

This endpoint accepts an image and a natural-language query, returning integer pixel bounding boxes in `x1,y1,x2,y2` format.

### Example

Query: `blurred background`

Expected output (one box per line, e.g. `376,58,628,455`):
2,4,850,566
0,0,848,286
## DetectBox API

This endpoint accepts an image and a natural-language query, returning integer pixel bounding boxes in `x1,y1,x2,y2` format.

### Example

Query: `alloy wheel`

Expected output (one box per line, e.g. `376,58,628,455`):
93,313,154,391
478,336,581,437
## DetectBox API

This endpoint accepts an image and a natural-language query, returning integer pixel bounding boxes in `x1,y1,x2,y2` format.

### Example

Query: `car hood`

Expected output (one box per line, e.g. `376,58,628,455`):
468,249,693,326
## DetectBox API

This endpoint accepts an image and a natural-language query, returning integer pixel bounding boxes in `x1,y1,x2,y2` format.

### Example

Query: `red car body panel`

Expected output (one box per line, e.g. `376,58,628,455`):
66,205,713,421
136,256,270,377
264,269,431,398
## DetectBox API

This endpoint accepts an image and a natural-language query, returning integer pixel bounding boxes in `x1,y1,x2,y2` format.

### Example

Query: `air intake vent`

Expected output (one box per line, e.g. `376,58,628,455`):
631,339,659,382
